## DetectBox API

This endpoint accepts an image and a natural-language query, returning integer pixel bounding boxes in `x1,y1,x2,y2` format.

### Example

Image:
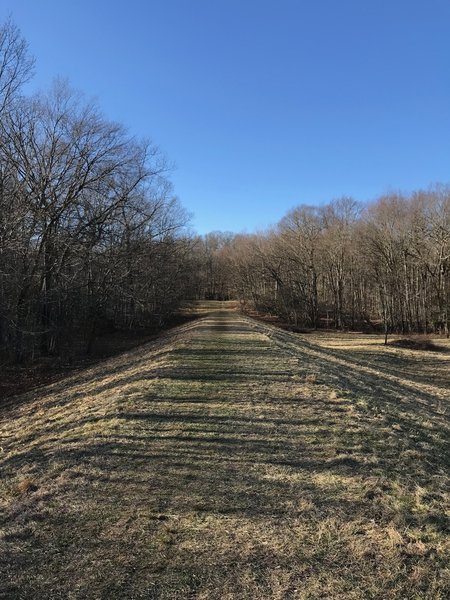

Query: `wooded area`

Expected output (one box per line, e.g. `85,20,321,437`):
0,20,197,364
201,192,450,338
1,19,450,368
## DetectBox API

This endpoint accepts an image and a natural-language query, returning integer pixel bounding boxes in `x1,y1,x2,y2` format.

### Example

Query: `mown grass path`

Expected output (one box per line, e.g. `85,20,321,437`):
1,306,449,599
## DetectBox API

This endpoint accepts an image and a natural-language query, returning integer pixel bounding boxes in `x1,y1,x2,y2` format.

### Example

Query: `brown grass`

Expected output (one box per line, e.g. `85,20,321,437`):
0,303,449,599
15,477,36,495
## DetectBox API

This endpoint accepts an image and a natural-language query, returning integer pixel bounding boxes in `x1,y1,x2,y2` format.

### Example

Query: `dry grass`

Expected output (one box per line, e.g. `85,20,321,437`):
0,304,449,599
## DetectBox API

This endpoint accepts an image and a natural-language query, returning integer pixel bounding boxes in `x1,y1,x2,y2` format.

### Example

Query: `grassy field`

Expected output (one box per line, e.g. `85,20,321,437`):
1,302,449,599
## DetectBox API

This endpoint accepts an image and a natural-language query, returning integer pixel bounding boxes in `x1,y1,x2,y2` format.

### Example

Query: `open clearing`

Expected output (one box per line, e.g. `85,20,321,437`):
1,302,449,599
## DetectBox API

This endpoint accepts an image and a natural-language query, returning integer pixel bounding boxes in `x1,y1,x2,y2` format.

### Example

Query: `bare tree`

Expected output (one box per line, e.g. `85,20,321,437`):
0,18,34,116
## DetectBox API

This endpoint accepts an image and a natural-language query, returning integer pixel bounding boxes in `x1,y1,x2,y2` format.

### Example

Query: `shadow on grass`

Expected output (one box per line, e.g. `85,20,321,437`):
1,310,449,599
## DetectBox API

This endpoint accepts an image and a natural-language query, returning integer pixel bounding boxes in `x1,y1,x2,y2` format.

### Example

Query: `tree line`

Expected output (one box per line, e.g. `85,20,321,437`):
0,20,196,363
2,19,449,368
197,191,450,339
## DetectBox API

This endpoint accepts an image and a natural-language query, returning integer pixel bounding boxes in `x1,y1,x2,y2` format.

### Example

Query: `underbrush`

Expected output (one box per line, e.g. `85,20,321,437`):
389,337,449,353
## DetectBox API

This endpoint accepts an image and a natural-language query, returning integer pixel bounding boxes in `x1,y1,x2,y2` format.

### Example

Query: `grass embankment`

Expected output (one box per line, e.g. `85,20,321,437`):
0,302,449,599
0,310,199,400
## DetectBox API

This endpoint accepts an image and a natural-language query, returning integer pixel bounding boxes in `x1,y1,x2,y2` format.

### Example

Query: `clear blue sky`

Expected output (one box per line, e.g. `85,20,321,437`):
2,0,450,233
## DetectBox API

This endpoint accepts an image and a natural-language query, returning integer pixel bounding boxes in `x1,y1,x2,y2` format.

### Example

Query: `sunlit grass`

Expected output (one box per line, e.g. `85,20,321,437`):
0,304,449,598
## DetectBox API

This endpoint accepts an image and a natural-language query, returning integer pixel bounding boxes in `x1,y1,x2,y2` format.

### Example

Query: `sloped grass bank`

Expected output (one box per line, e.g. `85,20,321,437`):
1,307,449,599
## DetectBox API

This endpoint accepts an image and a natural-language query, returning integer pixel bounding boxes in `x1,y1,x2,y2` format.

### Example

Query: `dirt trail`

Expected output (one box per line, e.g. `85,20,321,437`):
0,306,449,599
